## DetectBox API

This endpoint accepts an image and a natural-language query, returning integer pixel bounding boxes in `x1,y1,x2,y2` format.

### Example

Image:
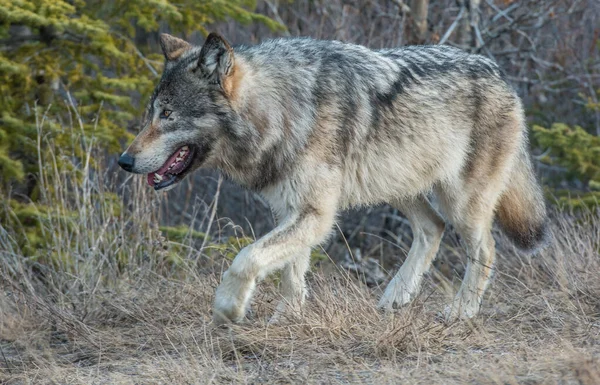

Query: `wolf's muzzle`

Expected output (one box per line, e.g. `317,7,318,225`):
118,153,135,172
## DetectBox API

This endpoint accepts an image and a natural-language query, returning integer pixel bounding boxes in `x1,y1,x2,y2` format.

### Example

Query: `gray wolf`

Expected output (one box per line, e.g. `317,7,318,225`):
118,32,548,324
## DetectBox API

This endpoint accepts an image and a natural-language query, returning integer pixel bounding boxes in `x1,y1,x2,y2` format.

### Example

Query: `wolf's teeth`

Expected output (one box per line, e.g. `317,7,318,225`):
179,150,186,156
176,157,182,162
182,146,188,151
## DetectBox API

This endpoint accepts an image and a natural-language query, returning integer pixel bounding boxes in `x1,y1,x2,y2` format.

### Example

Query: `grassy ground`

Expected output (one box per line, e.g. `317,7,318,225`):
3,204,600,384
1,136,600,384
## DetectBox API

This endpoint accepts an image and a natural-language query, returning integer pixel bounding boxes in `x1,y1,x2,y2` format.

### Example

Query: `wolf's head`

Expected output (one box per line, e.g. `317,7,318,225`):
118,33,242,191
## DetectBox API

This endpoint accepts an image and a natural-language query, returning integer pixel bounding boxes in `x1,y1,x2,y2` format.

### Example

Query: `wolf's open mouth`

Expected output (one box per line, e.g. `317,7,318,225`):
147,145,195,190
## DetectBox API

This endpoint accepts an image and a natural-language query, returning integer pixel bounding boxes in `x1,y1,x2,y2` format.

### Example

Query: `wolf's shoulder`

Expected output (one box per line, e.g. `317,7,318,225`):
235,37,368,57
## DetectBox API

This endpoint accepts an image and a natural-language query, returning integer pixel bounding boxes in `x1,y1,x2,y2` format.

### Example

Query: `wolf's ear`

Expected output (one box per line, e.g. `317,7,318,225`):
160,33,191,61
197,33,234,86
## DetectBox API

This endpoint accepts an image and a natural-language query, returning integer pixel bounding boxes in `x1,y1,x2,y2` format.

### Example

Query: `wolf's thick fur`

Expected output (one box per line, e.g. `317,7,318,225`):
120,33,548,324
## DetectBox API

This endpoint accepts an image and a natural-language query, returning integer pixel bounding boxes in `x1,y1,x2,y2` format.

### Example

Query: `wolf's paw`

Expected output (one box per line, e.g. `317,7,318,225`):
443,296,481,322
213,271,255,326
213,297,246,326
267,306,287,325
268,299,303,325
377,280,415,311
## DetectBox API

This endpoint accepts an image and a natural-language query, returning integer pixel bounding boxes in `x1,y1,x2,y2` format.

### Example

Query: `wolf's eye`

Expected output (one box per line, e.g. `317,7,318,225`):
160,110,172,119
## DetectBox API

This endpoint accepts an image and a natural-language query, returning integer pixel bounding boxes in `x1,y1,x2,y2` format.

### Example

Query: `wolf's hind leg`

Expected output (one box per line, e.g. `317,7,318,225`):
445,208,496,320
269,248,311,324
378,196,445,311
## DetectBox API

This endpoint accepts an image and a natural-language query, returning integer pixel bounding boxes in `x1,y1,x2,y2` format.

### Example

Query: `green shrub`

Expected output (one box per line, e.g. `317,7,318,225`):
533,123,600,208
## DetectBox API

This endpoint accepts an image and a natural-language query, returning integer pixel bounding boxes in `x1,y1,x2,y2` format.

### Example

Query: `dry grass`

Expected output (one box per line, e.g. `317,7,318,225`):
1,120,600,384
2,212,600,385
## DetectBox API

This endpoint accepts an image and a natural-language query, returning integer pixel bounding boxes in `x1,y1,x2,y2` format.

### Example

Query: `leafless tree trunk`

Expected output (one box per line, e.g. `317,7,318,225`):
456,0,481,49
469,0,481,48
410,0,429,43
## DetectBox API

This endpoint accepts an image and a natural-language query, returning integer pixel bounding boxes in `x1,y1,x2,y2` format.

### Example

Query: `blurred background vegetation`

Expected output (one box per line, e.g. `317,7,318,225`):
0,0,599,271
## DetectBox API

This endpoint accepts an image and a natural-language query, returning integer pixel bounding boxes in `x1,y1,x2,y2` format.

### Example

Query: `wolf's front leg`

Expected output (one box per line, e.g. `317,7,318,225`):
213,205,336,325
270,247,311,324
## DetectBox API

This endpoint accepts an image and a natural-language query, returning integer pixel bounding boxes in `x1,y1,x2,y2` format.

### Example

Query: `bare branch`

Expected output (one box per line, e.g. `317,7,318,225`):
439,6,465,45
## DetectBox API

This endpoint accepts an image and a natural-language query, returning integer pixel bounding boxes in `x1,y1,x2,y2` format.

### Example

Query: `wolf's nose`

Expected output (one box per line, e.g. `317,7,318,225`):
118,153,135,172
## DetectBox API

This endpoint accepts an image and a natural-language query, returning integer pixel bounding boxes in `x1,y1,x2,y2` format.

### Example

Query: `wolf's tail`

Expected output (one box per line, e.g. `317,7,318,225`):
496,143,549,253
